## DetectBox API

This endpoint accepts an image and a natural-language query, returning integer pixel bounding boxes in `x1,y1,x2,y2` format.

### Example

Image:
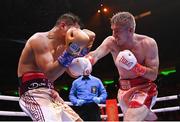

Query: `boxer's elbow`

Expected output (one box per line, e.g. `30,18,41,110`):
148,71,158,81
145,67,158,81
151,74,158,81
45,73,56,82
152,68,159,81
40,61,67,81
43,70,56,82
43,66,64,82
45,72,62,82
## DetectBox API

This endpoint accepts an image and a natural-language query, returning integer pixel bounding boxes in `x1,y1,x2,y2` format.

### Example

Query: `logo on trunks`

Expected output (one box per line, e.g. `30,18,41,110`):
28,82,46,89
120,56,133,68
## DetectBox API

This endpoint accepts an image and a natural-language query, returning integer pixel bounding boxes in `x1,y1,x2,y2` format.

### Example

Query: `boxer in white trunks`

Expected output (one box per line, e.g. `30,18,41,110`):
85,11,159,121
17,12,95,122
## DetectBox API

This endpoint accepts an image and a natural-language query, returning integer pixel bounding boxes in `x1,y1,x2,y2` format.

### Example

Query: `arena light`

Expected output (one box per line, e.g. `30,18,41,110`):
160,69,176,76
97,3,110,15
14,91,19,96
135,11,151,20
103,80,114,85
62,86,69,91
103,8,108,13
97,9,101,13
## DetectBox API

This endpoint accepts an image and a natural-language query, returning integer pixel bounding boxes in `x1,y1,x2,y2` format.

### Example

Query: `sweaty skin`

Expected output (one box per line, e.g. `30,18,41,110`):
87,12,159,121
88,22,159,121
89,33,159,81
17,13,85,122
18,23,80,82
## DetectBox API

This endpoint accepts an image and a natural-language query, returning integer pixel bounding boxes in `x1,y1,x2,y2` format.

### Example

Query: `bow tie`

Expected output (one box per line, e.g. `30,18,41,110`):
82,76,90,80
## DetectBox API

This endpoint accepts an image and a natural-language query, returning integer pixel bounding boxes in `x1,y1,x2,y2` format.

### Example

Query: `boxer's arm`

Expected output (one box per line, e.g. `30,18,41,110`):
117,39,159,81
143,38,159,81
87,36,114,65
79,29,96,56
30,36,66,82
67,36,113,78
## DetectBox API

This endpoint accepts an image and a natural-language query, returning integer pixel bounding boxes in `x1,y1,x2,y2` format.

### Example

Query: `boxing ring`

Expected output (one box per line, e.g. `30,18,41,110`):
0,94,180,120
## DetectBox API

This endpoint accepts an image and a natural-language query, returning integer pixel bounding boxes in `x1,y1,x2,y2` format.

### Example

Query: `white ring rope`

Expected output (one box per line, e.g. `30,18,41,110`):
0,95,19,101
156,95,178,102
152,106,180,113
0,94,178,106
0,111,28,117
0,94,179,117
100,106,180,118
0,106,179,117
0,95,73,105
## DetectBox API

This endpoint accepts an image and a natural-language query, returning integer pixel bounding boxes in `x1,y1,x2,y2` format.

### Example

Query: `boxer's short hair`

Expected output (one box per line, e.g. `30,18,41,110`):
111,11,136,31
55,12,81,27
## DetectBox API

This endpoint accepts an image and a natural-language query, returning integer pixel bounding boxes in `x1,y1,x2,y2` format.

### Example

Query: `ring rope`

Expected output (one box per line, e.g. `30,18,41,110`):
0,94,179,118
0,95,19,101
0,94,178,107
101,106,180,118
0,111,28,117
156,95,178,102
0,106,179,117
0,95,73,105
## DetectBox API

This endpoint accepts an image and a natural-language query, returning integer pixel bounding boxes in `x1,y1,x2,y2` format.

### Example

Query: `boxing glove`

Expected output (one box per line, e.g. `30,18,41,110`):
65,27,90,56
58,27,90,67
116,50,146,76
68,57,92,77
80,29,96,56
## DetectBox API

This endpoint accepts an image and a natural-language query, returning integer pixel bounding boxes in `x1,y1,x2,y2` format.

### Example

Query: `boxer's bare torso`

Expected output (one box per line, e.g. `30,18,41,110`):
89,33,159,80
17,31,66,81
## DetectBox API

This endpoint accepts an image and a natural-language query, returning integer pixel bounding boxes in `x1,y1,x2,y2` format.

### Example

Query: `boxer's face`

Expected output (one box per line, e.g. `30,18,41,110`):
111,24,129,46
58,22,80,38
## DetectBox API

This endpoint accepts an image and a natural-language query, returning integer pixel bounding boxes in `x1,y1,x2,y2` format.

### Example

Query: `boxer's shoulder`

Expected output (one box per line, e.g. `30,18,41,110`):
30,32,48,42
135,34,156,44
135,34,157,49
28,32,49,49
142,37,157,50
103,36,116,46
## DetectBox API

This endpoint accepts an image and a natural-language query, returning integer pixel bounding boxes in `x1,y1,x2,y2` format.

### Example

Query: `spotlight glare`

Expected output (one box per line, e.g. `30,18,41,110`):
103,8,108,13
98,9,101,13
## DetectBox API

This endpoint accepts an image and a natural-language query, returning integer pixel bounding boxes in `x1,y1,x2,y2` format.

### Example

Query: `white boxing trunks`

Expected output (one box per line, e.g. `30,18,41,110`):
117,77,158,121
19,72,82,122
19,88,81,122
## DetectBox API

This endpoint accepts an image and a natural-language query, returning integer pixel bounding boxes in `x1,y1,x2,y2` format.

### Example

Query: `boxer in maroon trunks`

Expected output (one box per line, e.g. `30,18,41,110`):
17,12,95,121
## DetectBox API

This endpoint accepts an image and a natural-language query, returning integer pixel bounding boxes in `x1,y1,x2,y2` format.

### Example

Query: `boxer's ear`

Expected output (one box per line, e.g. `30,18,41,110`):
58,22,66,29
